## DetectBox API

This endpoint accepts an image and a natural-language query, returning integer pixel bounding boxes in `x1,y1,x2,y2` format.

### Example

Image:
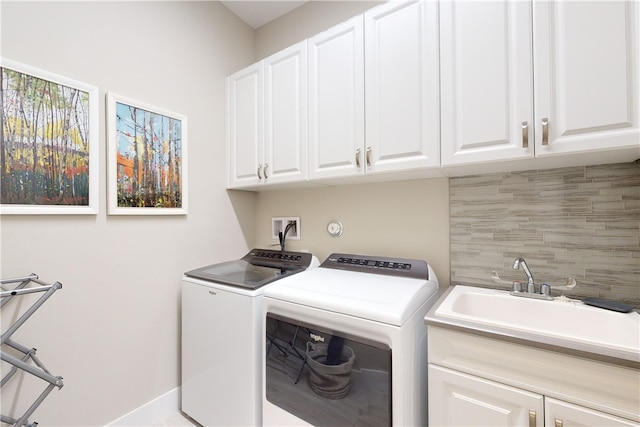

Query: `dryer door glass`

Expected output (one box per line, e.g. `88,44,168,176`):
265,313,391,426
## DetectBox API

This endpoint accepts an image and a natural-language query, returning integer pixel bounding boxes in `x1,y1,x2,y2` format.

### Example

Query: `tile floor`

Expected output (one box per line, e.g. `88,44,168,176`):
151,411,198,427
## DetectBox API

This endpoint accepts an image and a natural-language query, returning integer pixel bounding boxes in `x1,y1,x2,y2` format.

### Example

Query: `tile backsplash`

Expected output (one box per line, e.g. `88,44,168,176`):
450,162,640,308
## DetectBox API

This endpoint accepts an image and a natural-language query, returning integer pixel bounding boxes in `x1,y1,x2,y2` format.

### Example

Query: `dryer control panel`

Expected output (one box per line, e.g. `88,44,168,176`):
321,253,430,280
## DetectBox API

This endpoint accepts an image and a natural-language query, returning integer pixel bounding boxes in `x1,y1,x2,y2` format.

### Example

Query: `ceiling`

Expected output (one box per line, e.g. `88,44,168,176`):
221,1,308,29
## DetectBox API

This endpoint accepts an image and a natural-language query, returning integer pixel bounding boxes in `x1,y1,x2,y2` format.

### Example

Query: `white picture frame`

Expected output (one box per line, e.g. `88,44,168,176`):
106,92,188,215
0,58,99,215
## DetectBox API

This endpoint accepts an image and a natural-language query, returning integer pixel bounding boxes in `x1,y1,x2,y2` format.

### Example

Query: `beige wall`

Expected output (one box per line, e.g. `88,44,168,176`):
251,179,451,285
0,2,256,425
255,0,383,59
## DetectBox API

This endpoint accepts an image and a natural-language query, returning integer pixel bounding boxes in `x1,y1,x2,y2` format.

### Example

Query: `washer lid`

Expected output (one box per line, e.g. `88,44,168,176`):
264,267,439,326
183,249,314,290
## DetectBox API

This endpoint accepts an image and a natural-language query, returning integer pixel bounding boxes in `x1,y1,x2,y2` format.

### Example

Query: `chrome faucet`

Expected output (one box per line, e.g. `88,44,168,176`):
513,257,535,293
491,258,577,301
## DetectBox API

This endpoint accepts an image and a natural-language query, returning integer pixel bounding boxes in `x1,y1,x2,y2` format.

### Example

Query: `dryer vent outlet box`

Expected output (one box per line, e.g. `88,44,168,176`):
272,217,300,240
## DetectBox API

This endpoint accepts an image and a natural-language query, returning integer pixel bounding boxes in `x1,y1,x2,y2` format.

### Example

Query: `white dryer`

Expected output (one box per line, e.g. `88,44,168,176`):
262,253,440,426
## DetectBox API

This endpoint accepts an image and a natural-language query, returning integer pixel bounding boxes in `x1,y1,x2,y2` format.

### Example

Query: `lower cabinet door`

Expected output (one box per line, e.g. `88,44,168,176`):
545,397,639,427
428,365,544,427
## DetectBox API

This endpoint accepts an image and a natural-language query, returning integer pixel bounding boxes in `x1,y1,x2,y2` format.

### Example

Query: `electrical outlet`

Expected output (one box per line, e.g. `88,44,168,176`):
271,217,300,240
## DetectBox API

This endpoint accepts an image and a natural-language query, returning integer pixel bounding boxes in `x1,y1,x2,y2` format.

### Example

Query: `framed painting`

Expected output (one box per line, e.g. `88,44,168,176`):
0,58,99,214
106,93,187,215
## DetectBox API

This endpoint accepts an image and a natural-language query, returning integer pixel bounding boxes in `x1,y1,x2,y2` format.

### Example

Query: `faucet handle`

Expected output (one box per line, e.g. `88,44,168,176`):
540,283,551,296
512,280,523,292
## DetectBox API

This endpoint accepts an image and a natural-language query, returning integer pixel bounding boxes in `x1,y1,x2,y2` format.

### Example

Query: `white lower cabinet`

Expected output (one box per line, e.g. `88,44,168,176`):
429,365,638,427
545,397,639,427
427,326,640,427
429,365,544,427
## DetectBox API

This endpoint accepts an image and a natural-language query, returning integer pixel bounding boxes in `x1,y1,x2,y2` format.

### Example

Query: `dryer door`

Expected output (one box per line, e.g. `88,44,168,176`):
265,313,392,426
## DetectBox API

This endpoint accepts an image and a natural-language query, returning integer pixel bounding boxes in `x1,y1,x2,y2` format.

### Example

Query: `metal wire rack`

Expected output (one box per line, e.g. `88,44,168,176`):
1,274,63,427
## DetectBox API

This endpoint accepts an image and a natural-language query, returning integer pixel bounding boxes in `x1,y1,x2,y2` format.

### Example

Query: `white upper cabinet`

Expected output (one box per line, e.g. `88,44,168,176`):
365,0,440,174
264,42,308,184
308,15,365,180
533,1,639,158
440,0,534,166
227,41,307,189
228,1,639,189
227,62,263,188
441,0,639,170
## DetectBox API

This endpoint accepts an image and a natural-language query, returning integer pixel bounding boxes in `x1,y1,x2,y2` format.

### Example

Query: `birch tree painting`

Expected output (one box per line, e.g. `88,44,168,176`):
107,93,187,215
1,61,97,213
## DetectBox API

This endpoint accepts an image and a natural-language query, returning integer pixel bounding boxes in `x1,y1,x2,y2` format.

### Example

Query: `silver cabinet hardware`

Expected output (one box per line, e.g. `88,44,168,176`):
542,118,549,145
554,418,563,427
264,163,269,179
528,410,536,427
522,121,529,148
366,146,372,167
257,164,263,180
355,148,361,168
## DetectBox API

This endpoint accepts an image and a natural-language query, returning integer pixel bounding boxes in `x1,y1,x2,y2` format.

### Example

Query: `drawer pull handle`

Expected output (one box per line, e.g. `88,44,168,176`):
554,419,563,427
257,164,263,180
355,148,361,168
522,121,529,148
542,118,549,145
264,163,269,179
366,146,372,167
529,410,536,427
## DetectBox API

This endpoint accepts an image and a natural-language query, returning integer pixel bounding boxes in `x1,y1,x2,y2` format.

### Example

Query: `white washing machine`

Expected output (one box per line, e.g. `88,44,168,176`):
181,249,318,426
262,253,440,426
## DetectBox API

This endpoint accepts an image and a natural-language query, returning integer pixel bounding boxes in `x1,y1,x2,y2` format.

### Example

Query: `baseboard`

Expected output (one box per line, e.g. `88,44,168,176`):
105,387,182,426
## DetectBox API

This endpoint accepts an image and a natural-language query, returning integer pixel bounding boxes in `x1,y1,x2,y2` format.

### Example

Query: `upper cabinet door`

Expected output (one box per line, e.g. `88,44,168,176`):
440,0,534,166
227,62,263,188
264,41,308,184
533,1,640,157
365,0,440,173
308,15,365,180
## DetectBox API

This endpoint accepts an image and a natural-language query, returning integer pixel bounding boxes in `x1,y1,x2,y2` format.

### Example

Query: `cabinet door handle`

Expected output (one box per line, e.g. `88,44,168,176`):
554,419,563,427
366,146,372,167
528,410,536,427
542,118,549,145
355,148,361,168
522,121,529,148
263,163,269,179
257,164,263,180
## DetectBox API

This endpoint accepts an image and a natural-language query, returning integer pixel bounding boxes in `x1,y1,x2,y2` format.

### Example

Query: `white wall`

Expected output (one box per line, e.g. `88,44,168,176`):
0,2,256,425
